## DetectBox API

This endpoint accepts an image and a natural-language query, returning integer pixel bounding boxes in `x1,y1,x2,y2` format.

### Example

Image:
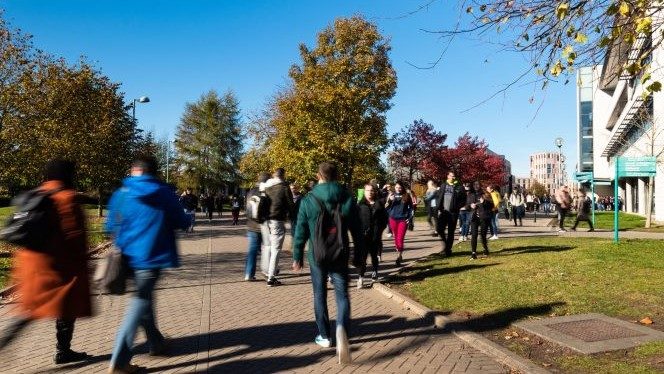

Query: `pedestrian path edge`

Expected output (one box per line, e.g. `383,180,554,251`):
371,282,552,374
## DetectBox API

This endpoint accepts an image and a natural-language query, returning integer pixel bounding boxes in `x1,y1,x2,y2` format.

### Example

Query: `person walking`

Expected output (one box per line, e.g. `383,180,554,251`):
467,183,494,260
435,171,466,257
263,167,295,286
292,162,364,365
424,180,439,237
487,185,502,240
457,182,472,242
570,189,594,231
555,185,573,232
105,156,190,373
230,195,241,225
509,187,526,226
382,183,394,238
179,188,197,233
244,173,270,281
357,182,388,287
204,193,215,221
385,181,413,266
0,160,93,365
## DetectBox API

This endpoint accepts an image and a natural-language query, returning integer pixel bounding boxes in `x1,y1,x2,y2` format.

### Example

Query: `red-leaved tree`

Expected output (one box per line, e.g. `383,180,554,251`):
388,119,447,183
444,133,507,187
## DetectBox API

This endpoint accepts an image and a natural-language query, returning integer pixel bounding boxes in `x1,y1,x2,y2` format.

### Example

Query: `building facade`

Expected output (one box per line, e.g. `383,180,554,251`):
529,152,567,195
577,35,664,221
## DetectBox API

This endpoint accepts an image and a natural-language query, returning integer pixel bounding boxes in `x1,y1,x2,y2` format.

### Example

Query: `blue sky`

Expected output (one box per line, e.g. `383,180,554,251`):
2,1,578,176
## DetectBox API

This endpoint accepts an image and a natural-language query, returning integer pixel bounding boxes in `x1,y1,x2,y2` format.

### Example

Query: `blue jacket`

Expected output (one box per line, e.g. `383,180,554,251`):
105,175,190,269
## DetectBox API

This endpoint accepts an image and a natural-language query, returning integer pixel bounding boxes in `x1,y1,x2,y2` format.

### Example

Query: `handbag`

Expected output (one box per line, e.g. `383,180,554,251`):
93,246,128,295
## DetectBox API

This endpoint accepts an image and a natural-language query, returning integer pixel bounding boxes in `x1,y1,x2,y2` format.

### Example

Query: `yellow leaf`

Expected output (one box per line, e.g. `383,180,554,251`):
640,317,653,325
556,3,569,20
636,17,652,33
619,2,630,16
550,61,564,76
575,33,588,44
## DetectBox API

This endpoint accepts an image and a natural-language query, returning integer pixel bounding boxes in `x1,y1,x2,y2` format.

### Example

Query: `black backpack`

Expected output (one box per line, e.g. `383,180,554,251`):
582,197,592,214
310,194,348,266
0,188,60,251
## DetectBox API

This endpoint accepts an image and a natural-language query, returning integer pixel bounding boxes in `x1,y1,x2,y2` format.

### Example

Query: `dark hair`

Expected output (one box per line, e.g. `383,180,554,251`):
44,159,76,188
318,162,338,181
132,155,158,175
274,168,285,179
258,172,271,184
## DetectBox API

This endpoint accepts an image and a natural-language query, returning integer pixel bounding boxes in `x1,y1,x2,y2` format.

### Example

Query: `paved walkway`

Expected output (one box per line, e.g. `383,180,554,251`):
0,216,518,374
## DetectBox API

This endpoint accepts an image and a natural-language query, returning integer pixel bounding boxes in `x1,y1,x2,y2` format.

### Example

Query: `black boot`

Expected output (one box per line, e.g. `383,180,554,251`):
54,349,90,364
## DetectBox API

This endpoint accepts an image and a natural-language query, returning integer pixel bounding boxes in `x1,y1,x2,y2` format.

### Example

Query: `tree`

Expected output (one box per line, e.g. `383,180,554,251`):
444,133,507,187
259,16,397,186
429,0,663,99
175,90,243,192
528,180,548,197
388,119,448,183
0,57,137,203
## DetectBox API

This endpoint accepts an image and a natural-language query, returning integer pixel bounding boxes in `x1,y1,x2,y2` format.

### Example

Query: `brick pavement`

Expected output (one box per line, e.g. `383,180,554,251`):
0,215,524,373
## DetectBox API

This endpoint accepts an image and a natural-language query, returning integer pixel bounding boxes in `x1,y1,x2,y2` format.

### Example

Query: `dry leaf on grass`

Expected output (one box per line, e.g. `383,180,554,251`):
639,317,653,325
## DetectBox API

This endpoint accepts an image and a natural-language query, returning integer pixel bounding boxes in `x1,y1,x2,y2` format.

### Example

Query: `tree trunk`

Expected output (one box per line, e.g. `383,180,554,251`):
645,176,654,228
97,187,103,218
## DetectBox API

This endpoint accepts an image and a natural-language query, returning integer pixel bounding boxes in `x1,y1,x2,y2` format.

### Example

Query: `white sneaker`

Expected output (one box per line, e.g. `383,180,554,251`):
356,276,363,289
489,235,499,240
336,326,351,364
386,232,393,238
315,335,331,348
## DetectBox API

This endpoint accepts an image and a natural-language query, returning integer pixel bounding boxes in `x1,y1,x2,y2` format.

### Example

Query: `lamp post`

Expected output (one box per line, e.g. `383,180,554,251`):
131,96,150,122
555,137,564,188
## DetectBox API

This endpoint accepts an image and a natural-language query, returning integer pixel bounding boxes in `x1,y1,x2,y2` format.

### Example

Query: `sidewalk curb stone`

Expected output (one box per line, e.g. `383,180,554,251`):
371,282,552,374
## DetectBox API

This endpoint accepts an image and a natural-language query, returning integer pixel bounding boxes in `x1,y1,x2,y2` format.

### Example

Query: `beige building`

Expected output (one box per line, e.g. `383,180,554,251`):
529,152,567,195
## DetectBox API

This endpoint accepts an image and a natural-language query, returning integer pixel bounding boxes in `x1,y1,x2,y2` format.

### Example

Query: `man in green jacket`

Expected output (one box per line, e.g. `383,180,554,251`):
292,162,364,365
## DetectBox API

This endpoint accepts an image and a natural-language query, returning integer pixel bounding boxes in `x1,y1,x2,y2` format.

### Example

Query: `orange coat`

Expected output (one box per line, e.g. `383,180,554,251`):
11,180,93,319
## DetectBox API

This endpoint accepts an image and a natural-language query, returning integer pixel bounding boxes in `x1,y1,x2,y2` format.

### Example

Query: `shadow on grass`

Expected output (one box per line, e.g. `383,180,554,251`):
439,302,567,333
387,263,499,284
495,245,575,255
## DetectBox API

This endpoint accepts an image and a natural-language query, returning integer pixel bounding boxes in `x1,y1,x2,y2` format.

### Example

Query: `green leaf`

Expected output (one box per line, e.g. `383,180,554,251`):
641,72,652,84
647,81,662,92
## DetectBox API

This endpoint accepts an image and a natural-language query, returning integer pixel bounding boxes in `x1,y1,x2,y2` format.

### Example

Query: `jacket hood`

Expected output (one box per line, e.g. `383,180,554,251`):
122,175,161,197
311,181,347,205
264,177,284,189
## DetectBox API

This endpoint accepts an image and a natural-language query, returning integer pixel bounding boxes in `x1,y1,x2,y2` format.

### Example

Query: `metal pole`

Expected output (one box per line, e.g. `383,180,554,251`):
591,176,595,225
614,158,620,243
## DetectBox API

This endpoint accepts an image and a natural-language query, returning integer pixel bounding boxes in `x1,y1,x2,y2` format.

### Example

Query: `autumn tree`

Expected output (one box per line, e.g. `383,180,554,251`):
427,0,663,99
528,180,548,197
258,16,397,186
444,133,507,187
388,119,447,183
175,90,243,192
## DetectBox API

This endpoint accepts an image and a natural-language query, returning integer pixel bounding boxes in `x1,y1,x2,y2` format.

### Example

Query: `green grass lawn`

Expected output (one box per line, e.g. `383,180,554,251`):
563,211,664,232
392,236,664,373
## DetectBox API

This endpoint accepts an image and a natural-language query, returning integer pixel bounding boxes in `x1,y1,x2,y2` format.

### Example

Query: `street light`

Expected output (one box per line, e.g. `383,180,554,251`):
131,96,150,122
555,137,564,188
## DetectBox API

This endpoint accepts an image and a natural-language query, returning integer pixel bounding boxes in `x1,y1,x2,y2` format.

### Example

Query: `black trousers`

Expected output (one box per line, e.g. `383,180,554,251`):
511,206,523,226
471,218,490,253
558,207,569,229
571,217,594,230
358,238,381,275
438,211,458,255
0,318,75,352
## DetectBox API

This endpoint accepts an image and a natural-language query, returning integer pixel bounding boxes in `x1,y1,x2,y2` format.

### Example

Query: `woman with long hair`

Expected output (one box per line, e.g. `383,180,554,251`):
466,181,494,260
385,181,413,266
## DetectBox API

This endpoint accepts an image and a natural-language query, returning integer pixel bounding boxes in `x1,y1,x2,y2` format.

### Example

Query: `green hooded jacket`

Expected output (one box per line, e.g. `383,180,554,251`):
292,181,364,267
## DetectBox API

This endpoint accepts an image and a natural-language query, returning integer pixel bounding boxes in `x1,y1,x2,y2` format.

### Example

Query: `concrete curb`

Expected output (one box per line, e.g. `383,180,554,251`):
372,282,551,374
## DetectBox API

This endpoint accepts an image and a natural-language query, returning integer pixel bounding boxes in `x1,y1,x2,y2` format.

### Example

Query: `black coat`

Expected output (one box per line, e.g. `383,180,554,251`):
465,192,494,221
358,198,388,244
435,181,466,214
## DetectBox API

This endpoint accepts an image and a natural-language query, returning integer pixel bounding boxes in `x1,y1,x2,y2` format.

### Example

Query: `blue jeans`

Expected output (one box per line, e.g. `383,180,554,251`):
110,269,164,368
245,230,261,278
459,210,472,237
490,211,499,235
309,261,350,341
